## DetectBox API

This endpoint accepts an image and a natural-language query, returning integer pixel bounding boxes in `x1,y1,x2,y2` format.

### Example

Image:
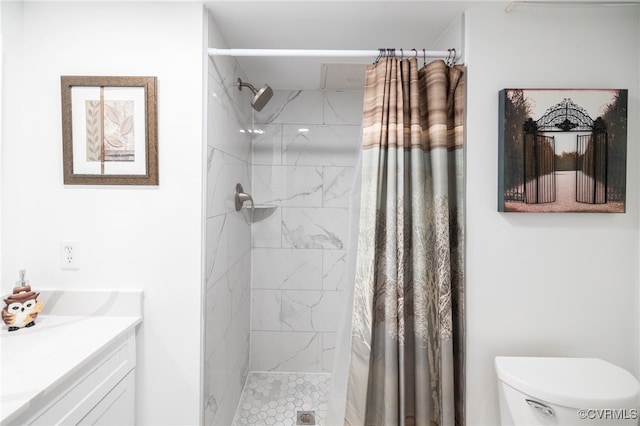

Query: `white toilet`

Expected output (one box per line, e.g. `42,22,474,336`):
495,356,640,425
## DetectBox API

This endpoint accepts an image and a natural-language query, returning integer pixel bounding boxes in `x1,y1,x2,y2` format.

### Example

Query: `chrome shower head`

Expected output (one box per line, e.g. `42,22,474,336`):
237,78,273,112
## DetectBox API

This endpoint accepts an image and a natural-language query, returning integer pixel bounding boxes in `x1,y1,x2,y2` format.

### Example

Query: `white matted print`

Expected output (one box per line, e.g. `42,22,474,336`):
71,86,147,175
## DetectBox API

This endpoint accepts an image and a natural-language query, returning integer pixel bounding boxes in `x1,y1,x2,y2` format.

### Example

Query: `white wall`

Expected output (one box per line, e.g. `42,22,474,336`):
1,3,205,425
0,2,3,282
465,4,640,424
204,10,253,425
430,12,465,63
0,0,23,289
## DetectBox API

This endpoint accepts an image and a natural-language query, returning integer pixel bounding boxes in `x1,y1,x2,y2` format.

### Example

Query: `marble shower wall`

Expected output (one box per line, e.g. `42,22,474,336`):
250,89,364,373
204,16,253,425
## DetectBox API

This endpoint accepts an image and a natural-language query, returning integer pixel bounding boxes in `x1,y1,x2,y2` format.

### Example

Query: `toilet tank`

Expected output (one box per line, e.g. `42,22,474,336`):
495,356,640,426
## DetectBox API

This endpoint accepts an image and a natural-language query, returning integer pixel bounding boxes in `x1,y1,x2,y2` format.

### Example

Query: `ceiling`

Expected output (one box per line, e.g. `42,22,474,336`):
204,1,476,90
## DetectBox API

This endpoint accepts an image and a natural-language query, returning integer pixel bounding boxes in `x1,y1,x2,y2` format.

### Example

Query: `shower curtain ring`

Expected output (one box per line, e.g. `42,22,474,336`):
423,49,427,66
446,48,456,67
400,48,404,59
375,48,384,64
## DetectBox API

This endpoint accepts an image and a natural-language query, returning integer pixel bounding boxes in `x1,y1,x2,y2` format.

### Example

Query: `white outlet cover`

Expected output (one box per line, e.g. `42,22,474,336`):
60,241,79,270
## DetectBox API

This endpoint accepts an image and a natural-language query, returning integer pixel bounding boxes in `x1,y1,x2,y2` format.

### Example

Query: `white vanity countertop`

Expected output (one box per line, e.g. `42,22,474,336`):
1,315,141,424
0,289,143,425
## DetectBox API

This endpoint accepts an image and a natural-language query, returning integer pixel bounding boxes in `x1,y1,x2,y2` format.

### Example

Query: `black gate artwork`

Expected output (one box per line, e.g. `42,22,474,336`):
521,98,608,205
523,130,556,204
576,132,608,204
499,89,627,213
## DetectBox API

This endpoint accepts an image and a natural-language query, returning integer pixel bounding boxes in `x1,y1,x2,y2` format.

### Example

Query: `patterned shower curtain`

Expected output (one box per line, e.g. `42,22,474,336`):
345,58,465,426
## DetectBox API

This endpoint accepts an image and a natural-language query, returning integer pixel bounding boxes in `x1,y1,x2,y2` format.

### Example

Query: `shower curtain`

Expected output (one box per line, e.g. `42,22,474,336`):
345,58,465,426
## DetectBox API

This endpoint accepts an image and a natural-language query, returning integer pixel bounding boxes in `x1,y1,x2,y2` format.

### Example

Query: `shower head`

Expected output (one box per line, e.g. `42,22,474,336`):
237,78,273,112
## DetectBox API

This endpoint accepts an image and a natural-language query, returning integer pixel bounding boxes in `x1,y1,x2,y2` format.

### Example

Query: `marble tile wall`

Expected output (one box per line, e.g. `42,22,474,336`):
204,18,253,425
250,89,364,373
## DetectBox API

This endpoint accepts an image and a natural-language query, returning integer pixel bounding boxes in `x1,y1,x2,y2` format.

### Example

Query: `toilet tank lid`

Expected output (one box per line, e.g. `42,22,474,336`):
495,356,640,409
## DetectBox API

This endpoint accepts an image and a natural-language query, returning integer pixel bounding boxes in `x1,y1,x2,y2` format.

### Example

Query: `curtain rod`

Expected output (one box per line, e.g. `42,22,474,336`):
208,48,461,61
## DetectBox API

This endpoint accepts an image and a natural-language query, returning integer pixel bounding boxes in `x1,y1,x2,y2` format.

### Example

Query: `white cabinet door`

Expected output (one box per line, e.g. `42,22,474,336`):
79,372,135,426
13,331,137,426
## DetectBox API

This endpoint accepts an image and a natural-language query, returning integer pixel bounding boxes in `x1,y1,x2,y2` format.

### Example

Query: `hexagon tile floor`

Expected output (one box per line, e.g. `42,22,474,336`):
232,371,331,426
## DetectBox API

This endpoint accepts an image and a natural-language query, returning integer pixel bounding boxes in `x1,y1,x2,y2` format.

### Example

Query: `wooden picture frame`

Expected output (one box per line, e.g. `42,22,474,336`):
61,76,158,185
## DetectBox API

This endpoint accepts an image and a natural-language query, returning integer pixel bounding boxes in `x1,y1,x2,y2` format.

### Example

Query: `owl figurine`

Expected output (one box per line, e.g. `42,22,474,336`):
3,272,43,332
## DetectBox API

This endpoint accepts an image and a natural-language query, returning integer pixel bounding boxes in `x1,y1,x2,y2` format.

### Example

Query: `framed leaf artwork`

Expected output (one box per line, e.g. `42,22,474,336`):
61,76,158,185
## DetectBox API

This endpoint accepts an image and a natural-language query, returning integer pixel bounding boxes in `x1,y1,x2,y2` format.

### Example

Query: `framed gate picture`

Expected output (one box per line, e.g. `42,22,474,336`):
498,88,628,213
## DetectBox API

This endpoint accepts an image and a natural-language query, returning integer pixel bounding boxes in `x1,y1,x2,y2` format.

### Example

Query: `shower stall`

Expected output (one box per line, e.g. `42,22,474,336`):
204,15,363,425
203,6,464,425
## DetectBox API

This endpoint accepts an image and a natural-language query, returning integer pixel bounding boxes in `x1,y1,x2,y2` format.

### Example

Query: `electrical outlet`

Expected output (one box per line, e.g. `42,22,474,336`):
60,241,79,270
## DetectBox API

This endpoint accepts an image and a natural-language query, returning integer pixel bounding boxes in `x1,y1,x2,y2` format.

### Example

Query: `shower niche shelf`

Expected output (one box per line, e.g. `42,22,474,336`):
248,204,277,210
243,204,278,223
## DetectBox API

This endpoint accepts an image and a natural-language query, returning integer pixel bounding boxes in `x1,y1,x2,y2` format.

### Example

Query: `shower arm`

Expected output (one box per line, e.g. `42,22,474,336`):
237,78,258,95
235,183,254,212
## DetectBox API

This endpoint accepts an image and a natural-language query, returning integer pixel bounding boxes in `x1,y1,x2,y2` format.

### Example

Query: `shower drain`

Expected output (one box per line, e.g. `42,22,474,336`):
296,410,316,425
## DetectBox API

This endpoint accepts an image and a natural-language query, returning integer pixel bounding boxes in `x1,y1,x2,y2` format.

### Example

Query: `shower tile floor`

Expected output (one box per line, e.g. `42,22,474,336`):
232,371,331,426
